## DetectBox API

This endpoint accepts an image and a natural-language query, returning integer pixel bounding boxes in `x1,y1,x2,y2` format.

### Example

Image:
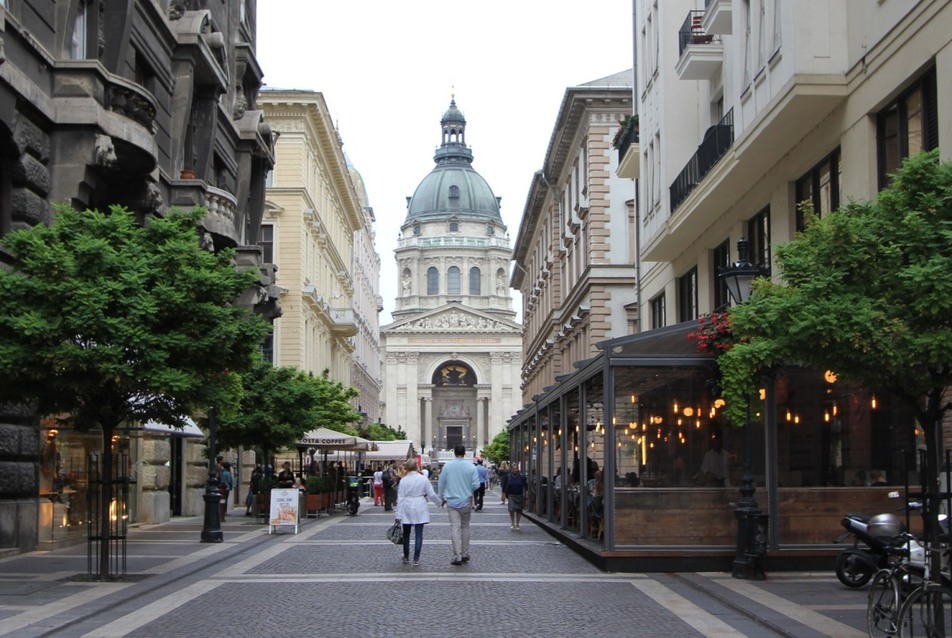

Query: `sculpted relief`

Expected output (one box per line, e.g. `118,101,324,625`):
395,310,503,332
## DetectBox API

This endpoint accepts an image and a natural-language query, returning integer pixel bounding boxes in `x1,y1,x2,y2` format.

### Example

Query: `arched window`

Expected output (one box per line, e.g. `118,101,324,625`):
427,267,439,295
469,267,481,295
447,266,461,295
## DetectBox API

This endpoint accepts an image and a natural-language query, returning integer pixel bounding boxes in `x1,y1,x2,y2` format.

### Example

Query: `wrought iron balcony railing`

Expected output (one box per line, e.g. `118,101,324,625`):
669,108,734,212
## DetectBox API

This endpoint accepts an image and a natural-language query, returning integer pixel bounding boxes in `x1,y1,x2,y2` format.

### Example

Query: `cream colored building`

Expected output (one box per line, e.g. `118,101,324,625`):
349,168,384,423
260,90,367,385
380,100,522,459
511,71,636,404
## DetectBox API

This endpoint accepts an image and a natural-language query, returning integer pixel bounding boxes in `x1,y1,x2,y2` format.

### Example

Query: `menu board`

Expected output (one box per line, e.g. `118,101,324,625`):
268,488,300,534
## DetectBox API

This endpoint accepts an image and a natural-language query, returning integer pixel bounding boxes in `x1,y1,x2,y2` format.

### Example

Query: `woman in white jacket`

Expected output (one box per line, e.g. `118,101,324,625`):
394,458,443,566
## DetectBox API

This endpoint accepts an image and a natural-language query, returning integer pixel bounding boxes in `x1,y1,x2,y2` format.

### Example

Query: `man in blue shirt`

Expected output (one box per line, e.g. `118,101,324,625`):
473,459,489,511
438,445,480,566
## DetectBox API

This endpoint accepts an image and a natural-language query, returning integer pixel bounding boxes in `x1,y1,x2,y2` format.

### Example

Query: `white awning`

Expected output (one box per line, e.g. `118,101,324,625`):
143,416,204,438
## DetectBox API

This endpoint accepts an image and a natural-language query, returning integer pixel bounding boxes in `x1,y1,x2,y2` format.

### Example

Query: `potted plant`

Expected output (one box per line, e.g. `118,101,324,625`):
611,114,639,149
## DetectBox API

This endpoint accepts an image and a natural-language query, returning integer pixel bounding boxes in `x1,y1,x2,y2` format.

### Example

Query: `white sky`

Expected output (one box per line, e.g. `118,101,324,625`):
257,1,635,324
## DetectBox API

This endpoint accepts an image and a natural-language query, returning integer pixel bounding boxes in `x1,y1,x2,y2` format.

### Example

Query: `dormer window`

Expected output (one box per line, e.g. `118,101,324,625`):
486,224,495,236
413,223,421,236
448,218,460,233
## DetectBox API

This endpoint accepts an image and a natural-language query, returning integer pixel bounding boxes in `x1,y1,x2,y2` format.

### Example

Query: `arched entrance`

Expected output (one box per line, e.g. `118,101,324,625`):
432,361,477,452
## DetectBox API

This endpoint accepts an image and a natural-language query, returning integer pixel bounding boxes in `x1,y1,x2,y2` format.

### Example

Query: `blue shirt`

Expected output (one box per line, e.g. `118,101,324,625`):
438,458,480,508
476,464,488,485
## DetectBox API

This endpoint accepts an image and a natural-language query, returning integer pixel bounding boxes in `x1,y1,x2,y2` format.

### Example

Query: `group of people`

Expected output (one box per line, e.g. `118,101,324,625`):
390,446,529,567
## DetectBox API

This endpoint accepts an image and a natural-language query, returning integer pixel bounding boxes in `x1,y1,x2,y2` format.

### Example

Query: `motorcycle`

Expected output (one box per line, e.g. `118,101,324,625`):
834,496,947,588
346,475,361,516
834,511,910,587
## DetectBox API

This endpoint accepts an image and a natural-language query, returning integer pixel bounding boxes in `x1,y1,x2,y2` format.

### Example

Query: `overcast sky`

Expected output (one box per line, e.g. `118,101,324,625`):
257,1,635,324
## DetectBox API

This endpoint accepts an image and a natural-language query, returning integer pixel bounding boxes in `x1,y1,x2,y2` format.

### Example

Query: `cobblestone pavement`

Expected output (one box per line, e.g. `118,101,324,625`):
0,487,870,637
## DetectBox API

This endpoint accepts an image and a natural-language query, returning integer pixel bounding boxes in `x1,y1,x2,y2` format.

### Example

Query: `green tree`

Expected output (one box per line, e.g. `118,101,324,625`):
0,205,269,578
719,150,952,560
358,420,402,442
481,430,510,465
215,359,362,462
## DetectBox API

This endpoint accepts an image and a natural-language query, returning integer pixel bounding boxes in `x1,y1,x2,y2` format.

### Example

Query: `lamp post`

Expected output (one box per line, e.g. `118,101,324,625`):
200,406,223,543
718,237,767,580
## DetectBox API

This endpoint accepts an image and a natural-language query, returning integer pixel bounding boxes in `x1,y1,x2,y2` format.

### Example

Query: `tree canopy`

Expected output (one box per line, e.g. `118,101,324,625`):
215,358,362,458
0,205,270,429
719,150,952,544
480,429,510,465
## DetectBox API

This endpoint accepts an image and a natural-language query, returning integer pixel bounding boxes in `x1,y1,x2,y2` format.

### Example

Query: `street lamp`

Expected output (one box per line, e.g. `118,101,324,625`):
200,406,223,543
718,237,768,580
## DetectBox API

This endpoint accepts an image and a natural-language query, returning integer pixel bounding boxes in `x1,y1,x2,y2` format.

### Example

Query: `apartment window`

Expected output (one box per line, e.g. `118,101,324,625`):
677,268,698,323
877,67,938,188
650,293,666,330
258,224,274,263
427,267,439,295
447,266,461,295
795,150,840,231
747,206,771,272
712,240,731,310
469,267,481,295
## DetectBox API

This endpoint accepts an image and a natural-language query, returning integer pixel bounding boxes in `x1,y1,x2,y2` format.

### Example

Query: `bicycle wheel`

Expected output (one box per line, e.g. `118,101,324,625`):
869,568,903,638
898,583,952,637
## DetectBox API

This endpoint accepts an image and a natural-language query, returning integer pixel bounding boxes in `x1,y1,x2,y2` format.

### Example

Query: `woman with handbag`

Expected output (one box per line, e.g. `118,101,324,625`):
393,458,443,566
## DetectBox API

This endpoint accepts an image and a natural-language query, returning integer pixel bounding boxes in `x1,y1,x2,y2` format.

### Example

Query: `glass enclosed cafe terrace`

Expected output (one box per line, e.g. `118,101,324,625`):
507,322,922,572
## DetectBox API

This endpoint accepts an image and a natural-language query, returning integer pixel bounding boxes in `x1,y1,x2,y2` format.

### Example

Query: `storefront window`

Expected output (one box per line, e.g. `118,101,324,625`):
39,421,101,544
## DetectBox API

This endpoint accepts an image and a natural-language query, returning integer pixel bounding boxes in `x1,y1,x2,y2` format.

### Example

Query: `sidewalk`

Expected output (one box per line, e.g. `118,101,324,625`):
0,493,869,637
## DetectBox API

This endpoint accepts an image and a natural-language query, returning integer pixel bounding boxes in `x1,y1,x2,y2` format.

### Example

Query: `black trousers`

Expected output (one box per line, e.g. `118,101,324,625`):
473,483,485,510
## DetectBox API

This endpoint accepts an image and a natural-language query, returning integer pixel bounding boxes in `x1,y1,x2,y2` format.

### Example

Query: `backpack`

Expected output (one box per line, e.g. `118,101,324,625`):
381,468,394,489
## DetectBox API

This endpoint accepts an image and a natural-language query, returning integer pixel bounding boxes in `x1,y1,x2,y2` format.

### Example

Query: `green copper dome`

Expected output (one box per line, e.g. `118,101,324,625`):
405,99,502,224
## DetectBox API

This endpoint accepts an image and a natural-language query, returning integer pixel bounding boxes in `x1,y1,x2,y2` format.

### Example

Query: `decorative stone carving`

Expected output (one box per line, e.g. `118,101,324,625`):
93,134,117,168
395,310,503,332
169,1,187,20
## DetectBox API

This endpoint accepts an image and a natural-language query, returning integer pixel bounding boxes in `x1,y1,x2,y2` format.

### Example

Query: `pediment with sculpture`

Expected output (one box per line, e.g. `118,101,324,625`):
391,307,517,333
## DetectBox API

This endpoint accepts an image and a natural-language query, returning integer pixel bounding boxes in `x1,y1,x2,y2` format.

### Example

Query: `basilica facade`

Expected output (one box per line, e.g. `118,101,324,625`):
380,100,522,460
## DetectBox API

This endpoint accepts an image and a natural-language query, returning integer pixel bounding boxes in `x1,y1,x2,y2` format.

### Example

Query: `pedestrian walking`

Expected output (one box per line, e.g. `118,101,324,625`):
393,458,442,566
473,458,488,511
382,460,397,511
504,464,528,530
372,466,385,506
437,445,480,566
245,464,263,516
498,460,511,504
219,461,234,522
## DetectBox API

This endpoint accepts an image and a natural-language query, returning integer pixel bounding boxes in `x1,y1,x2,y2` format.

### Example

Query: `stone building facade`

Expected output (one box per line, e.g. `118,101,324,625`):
511,71,636,405
381,100,522,459
0,0,276,554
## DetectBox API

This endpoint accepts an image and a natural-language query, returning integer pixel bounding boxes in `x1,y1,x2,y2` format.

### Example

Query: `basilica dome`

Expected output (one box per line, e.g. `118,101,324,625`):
404,98,502,224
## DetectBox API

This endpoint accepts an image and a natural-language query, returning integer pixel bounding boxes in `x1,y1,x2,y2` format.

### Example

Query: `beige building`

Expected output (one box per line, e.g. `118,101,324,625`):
349,168,384,423
511,71,636,405
260,90,368,386
380,100,522,460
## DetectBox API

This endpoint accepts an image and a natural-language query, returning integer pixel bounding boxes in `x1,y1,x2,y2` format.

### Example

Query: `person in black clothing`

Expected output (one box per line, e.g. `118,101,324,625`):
382,460,397,511
245,464,263,516
277,461,295,488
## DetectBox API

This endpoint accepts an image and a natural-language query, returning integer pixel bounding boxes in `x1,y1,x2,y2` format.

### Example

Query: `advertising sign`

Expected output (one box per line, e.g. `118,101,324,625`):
268,488,300,534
